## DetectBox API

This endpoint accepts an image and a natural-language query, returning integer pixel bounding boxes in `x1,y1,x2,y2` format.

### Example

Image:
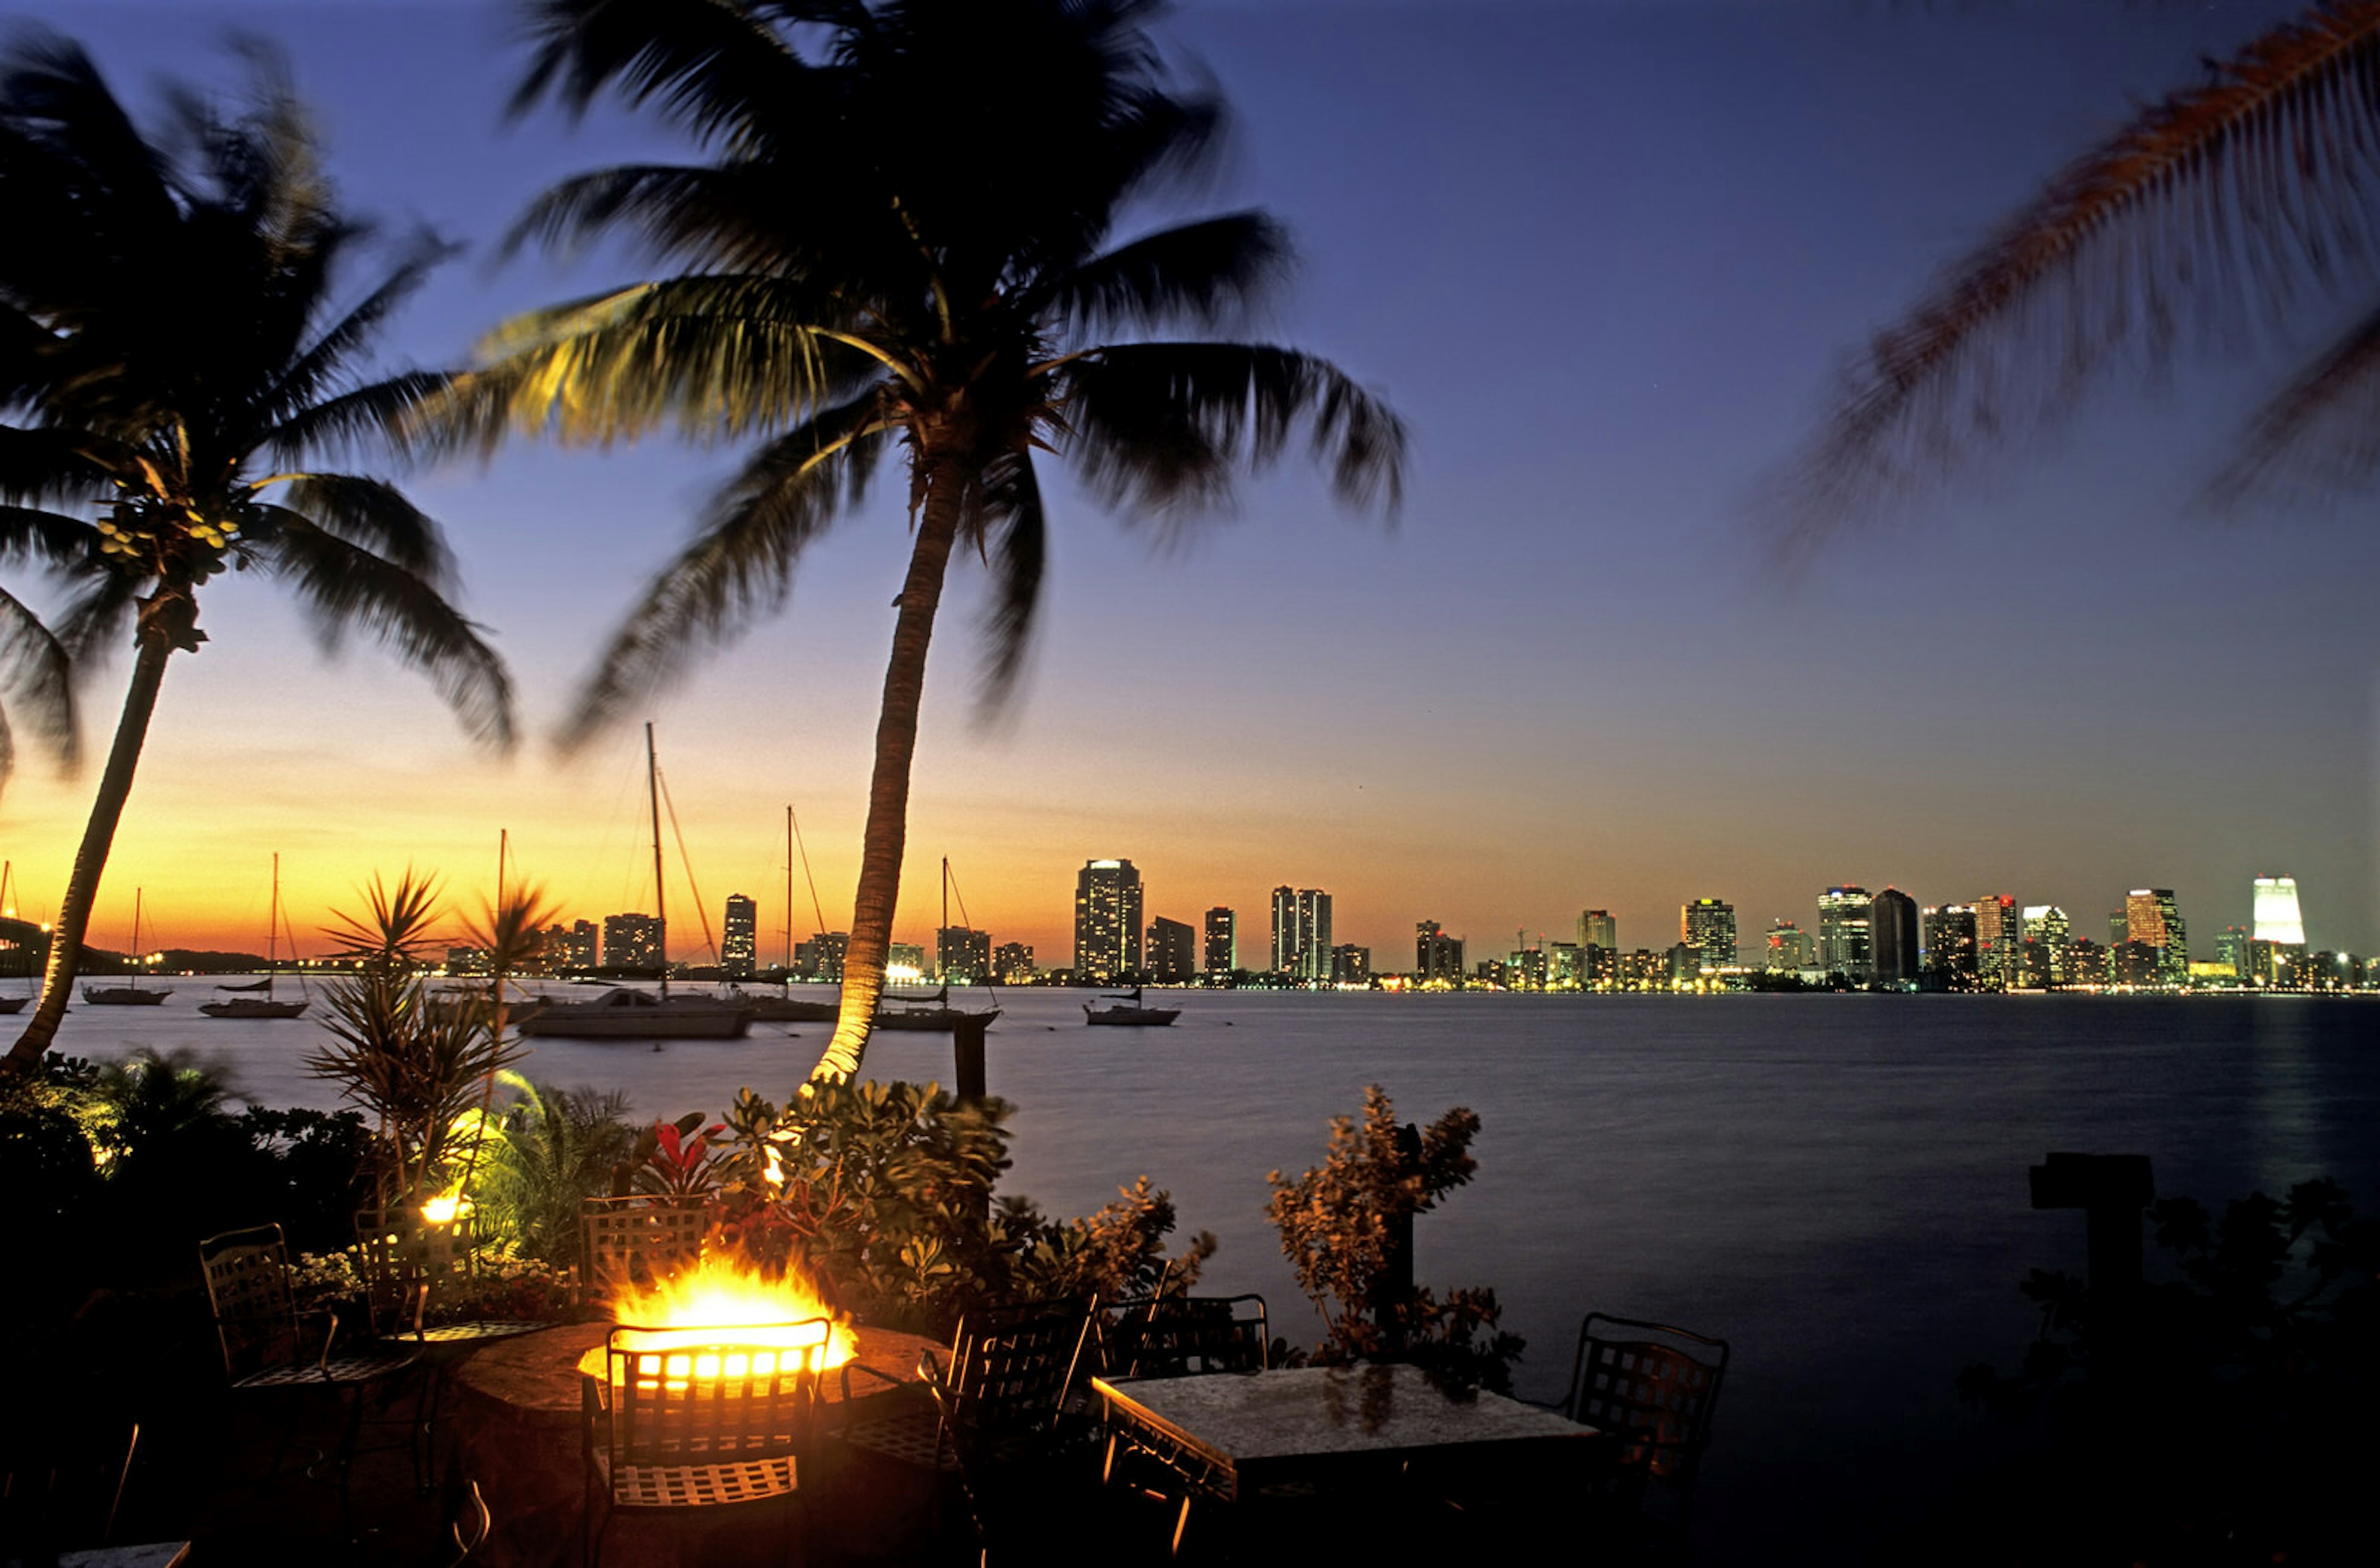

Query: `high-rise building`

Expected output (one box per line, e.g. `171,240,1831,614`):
1074,860,1144,982
1330,944,1370,985
1271,886,1332,981
1579,909,1617,953
721,894,757,978
992,941,1036,983
1203,907,1236,977
1923,904,1978,988
2215,924,2250,979
1415,920,1466,985
795,931,847,982
1974,895,2020,988
1765,920,1816,971
1818,887,1873,981
2126,889,2188,986
545,919,599,972
1871,888,1920,985
936,926,990,984
1147,916,1196,983
2021,905,2072,987
888,942,926,979
603,912,664,971
1681,899,1736,972
2252,876,2306,946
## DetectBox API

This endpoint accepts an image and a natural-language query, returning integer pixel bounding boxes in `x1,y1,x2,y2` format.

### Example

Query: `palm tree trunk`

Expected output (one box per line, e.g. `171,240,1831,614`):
811,461,967,1083
2,591,191,1082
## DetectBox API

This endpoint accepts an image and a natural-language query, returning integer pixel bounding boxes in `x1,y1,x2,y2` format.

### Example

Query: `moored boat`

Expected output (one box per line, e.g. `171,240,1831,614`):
874,984,999,1033
516,986,751,1039
1083,985,1180,1026
201,855,309,1020
85,888,170,1005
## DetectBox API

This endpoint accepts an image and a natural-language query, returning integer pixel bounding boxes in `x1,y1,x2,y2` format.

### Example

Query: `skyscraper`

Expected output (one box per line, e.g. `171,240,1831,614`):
2021,905,2072,987
1765,920,1816,971
1416,920,1466,984
1271,886,1332,980
1073,860,1143,981
1147,915,1196,983
1203,907,1236,978
721,894,757,978
1974,895,2019,988
936,926,990,984
795,930,848,982
1817,887,1873,981
2252,876,2305,946
1923,904,1978,988
603,912,664,971
1871,888,1919,985
1681,899,1736,972
2127,889,2188,987
1579,909,1617,952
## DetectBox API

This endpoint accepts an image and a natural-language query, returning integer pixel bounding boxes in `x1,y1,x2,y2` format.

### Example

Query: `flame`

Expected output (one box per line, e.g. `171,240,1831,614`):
608,1253,856,1370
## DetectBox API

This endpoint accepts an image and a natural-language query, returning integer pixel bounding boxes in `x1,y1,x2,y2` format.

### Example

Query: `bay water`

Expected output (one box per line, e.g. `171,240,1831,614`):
53,985,2379,1560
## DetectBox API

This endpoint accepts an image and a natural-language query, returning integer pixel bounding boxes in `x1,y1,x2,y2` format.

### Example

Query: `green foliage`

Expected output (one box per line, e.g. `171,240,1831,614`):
467,1074,637,1266
710,1078,1206,1334
1267,1085,1523,1391
632,1112,724,1198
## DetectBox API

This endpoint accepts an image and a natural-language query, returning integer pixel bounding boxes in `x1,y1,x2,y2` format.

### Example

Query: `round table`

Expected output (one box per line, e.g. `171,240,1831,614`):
447,1319,938,1567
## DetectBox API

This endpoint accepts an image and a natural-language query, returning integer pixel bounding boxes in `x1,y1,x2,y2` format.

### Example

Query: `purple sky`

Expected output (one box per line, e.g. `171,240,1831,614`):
4,1,2370,967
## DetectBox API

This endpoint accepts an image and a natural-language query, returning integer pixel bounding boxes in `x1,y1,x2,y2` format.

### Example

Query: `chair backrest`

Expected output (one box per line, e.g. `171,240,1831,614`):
198,1224,299,1382
1564,1313,1729,1480
1116,1295,1269,1378
580,1196,710,1301
601,1323,822,1475
356,1207,480,1330
0,1417,138,1557
943,1297,1093,1440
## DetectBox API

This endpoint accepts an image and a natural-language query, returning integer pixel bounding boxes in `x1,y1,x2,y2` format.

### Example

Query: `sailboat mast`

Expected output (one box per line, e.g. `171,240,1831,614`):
131,888,144,989
648,723,669,1001
265,854,279,997
785,806,795,977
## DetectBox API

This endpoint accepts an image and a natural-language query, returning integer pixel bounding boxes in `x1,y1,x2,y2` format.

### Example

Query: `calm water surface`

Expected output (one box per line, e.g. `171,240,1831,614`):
56,986,2380,1561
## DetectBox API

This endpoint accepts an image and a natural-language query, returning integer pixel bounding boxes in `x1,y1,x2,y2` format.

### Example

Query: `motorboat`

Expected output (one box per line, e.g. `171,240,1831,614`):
1083,985,1180,1026
516,985,752,1040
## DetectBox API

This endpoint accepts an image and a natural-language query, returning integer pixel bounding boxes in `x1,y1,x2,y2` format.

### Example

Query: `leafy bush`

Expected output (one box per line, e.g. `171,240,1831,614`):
466,1074,637,1264
1267,1085,1523,1391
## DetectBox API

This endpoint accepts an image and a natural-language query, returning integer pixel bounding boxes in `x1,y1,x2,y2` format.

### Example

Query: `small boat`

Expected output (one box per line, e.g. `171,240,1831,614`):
84,888,171,1006
718,983,839,1022
875,984,1000,1033
1084,985,1180,1027
516,986,751,1039
201,855,309,1020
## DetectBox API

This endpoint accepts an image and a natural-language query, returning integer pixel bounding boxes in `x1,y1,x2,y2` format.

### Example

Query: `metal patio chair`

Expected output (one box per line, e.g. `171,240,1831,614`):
917,1297,1097,1561
1558,1313,1730,1546
356,1206,554,1346
198,1223,422,1509
581,1321,826,1567
578,1195,712,1305
1094,1295,1270,1556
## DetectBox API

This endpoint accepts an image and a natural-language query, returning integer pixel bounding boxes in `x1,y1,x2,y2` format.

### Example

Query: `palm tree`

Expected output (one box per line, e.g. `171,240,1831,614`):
425,0,1405,1082
1778,4,2380,546
0,34,515,1080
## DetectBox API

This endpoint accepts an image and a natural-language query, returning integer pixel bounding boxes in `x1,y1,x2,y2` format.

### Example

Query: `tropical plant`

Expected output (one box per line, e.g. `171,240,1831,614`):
1267,1085,1523,1391
303,871,521,1209
0,33,513,1081
469,1073,638,1264
1778,4,2380,547
419,0,1404,1083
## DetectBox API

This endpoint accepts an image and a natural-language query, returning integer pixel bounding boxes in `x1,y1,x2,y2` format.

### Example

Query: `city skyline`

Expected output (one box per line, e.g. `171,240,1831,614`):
4,3,2373,971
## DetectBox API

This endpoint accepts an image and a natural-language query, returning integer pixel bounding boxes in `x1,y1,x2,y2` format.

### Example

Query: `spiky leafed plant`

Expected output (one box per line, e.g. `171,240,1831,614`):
0,33,514,1081
420,0,1404,1083
1777,4,2380,547
304,871,521,1209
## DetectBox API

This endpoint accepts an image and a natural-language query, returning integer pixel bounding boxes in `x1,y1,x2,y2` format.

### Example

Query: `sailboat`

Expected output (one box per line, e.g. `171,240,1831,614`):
518,725,752,1041
0,863,28,1015
82,888,172,1005
200,855,309,1019
728,806,840,1022
874,858,1000,1033
1083,985,1181,1027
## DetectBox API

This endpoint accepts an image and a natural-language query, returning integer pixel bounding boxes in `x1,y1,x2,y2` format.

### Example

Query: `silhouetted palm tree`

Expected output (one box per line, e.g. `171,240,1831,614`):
0,35,514,1078
1779,4,2380,545
429,0,1405,1081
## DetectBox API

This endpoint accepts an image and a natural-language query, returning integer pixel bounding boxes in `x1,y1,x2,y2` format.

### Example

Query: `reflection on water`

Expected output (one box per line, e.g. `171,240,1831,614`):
56,987,2380,1563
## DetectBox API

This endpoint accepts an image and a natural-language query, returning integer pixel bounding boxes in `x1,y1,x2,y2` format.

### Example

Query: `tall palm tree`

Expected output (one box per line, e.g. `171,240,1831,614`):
0,35,515,1079
1778,4,2380,545
426,0,1405,1083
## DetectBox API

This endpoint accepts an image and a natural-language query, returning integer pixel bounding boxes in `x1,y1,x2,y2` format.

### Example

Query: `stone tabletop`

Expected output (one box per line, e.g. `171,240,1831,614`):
1093,1363,1597,1465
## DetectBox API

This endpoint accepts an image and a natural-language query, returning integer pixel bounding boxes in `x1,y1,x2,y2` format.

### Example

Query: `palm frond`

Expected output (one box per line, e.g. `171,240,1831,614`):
275,473,454,583
1041,212,1288,339
318,866,444,962
249,231,454,444
1776,1,2380,550
0,504,97,571
258,511,514,750
2208,300,2380,510
260,370,454,467
558,389,888,747
49,571,138,665
972,447,1044,720
413,277,866,458
1062,341,1406,529
509,0,809,146
0,426,117,504
0,583,77,783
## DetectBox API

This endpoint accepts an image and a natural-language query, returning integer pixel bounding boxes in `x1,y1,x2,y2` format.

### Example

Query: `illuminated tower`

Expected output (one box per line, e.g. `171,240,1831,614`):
1818,887,1873,981
1974,895,2019,988
2021,905,2072,987
1871,888,1919,985
2126,889,2188,987
1073,860,1143,981
1681,899,1736,972
1923,904,1977,988
1204,907,1236,977
721,894,757,978
1579,909,1617,952
1272,887,1331,980
2252,876,2305,946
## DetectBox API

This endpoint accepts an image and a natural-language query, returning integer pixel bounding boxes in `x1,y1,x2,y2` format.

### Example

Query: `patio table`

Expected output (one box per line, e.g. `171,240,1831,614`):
1093,1362,1604,1538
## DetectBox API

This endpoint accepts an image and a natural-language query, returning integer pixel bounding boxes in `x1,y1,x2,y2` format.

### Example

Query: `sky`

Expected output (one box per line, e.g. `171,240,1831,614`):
2,0,2373,969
